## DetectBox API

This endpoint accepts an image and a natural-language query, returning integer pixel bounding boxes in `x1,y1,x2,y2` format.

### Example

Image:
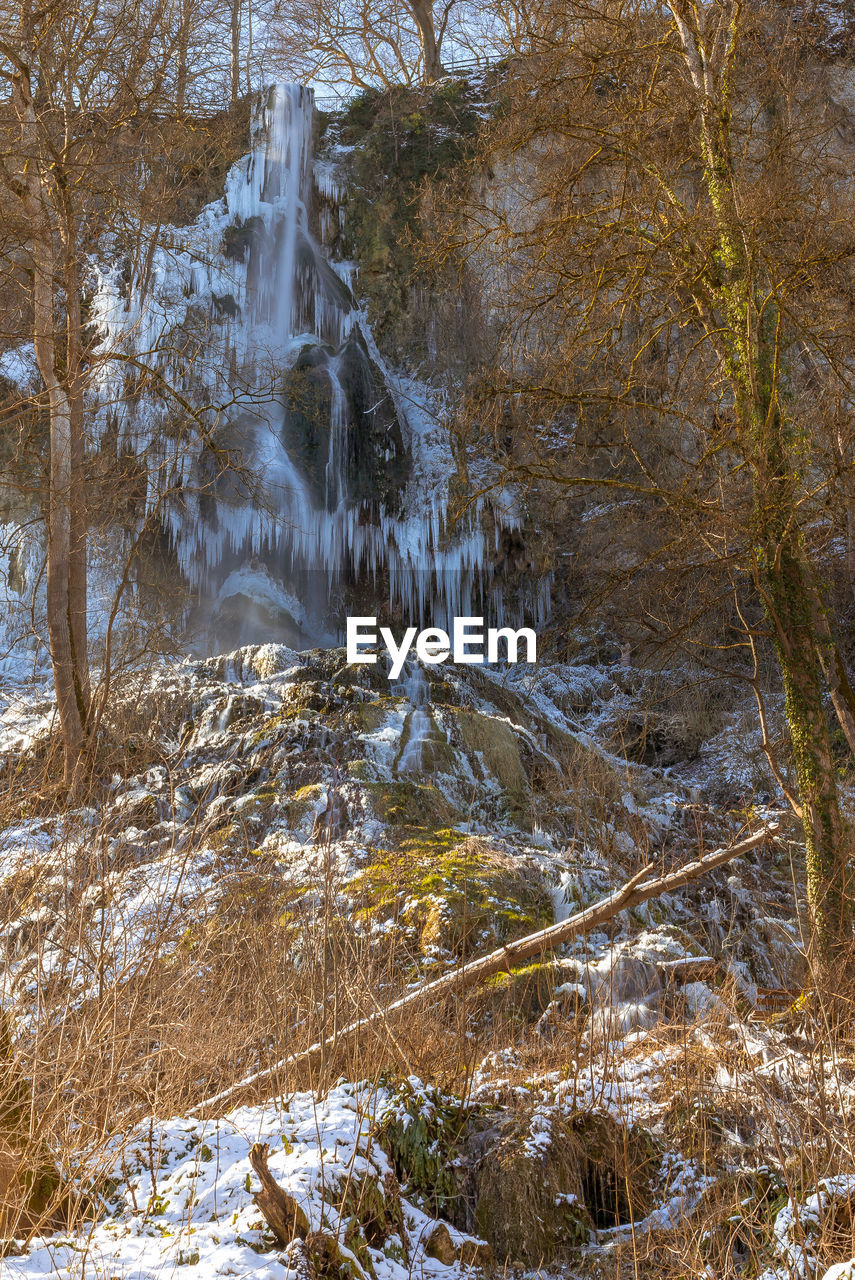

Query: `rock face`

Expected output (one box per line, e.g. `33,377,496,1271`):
84,81,540,647
283,329,409,512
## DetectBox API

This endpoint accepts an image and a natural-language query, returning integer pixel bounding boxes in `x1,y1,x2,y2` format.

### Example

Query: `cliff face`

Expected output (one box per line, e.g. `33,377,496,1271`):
74,79,546,653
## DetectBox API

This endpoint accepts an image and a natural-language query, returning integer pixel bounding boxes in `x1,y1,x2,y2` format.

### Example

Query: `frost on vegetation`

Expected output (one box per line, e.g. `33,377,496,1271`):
759,1177,855,1280
0,634,805,1016
0,624,824,1278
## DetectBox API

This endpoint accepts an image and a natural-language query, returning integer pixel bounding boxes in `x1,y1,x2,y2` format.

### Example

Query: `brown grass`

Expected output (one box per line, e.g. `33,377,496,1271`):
1,716,855,1280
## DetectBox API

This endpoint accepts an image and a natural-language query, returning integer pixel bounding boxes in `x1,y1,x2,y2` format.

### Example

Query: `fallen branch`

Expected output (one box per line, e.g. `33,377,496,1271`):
190,823,779,1116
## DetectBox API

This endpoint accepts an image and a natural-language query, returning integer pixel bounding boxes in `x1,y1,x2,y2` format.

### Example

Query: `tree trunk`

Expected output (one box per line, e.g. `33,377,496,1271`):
230,0,241,104
669,3,853,963
13,63,89,786
61,209,91,720
40,275,86,784
175,0,191,117
407,0,444,82
765,545,853,960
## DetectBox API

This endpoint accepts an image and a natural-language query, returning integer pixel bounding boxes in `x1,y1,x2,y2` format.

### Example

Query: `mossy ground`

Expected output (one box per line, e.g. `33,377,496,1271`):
347,834,552,958
473,1112,658,1266
363,781,458,831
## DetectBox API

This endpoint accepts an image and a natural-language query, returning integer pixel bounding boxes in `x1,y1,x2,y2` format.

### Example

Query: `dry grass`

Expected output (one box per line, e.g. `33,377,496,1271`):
2,722,855,1280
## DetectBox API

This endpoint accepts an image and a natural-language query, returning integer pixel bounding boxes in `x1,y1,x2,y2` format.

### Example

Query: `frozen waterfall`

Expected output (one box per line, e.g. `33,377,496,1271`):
87,82,549,649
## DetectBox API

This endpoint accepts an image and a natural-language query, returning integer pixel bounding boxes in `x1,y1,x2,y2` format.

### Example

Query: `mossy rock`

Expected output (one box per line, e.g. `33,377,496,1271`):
287,783,325,828
231,787,280,825
394,708,457,775
207,821,240,851
331,661,392,693
346,759,376,782
115,791,160,828
356,700,392,733
348,835,552,958
320,79,483,358
337,698,395,735
478,962,559,1023
281,681,330,713
363,780,458,830
473,1112,658,1266
281,333,409,510
250,706,316,746
300,646,349,682
449,709,527,796
422,674,458,705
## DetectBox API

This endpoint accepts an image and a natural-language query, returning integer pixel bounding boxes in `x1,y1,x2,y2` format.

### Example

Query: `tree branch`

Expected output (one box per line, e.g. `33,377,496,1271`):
189,823,779,1117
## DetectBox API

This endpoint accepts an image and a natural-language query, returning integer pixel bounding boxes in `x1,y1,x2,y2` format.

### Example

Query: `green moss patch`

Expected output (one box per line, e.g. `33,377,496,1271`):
363,780,458,830
450,709,527,794
478,961,560,1024
347,834,551,958
287,783,325,828
319,79,483,357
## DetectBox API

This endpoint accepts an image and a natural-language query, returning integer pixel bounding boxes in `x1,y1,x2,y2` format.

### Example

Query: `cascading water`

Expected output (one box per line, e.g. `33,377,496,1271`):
83,82,550,649
395,665,434,773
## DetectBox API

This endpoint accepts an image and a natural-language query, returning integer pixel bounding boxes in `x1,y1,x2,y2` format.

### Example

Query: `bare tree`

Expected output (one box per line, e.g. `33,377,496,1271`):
270,0,455,89
0,0,245,784
438,0,855,961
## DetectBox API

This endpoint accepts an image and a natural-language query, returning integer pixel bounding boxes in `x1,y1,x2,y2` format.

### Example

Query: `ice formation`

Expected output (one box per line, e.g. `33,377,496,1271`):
86,82,549,645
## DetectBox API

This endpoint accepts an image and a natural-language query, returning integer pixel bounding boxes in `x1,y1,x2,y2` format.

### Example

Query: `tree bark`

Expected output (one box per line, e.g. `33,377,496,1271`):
249,1144,309,1245
407,0,444,82
765,547,854,959
175,0,192,117
60,198,91,722
12,62,88,784
230,0,241,104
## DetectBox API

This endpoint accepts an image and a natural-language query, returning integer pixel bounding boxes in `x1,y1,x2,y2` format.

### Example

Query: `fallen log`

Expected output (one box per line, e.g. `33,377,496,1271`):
190,823,778,1117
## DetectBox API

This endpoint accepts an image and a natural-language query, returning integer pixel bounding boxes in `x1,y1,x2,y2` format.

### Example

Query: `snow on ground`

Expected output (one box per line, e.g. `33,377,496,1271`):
4,1082,482,1280
0,638,839,1278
